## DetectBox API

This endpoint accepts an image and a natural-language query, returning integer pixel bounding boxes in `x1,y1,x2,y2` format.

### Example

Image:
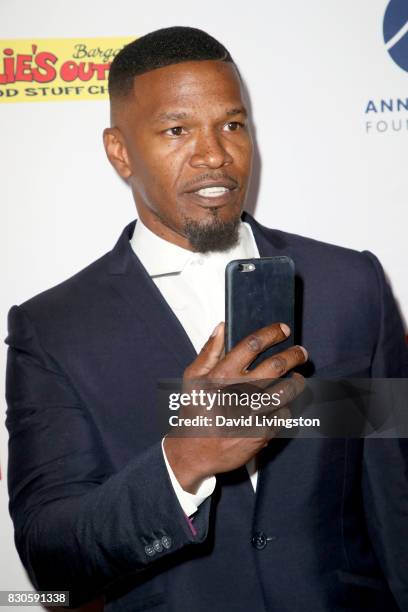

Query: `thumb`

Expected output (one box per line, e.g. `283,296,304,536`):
186,322,225,378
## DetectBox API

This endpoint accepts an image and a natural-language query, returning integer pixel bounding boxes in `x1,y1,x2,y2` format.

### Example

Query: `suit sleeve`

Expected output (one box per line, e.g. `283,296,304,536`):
360,252,408,610
5,305,211,608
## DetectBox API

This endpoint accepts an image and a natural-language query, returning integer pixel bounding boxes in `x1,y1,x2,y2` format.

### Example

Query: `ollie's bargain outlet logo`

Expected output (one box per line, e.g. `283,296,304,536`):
0,37,134,103
365,1,408,134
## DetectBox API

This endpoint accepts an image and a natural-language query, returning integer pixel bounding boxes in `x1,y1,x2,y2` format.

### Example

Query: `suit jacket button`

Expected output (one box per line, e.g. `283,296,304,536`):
252,531,267,550
161,535,172,549
145,544,155,556
153,539,163,553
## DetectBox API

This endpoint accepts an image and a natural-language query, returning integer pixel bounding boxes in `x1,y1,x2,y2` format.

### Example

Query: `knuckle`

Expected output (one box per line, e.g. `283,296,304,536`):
270,356,287,375
246,334,262,353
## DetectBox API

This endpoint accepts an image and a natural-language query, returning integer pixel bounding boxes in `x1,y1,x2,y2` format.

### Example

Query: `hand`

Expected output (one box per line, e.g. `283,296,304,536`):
163,322,307,493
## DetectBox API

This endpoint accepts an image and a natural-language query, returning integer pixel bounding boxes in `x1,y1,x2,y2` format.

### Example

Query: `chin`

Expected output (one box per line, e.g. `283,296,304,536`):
182,209,242,253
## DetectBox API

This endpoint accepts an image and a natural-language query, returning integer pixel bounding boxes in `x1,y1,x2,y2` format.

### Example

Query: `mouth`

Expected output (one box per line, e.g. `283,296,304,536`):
184,180,238,208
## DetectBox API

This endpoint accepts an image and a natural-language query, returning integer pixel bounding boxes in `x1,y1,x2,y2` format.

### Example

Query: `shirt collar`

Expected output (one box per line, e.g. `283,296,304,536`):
130,217,259,277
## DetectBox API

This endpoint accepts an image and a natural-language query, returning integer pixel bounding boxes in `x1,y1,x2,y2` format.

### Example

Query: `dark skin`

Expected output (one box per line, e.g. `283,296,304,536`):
104,60,308,493
104,60,252,246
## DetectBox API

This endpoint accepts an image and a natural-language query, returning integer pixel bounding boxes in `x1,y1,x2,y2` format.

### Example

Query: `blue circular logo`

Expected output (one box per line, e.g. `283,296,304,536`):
384,0,408,71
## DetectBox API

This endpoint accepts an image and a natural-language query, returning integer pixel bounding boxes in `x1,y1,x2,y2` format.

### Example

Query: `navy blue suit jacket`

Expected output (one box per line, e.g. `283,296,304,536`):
5,213,408,611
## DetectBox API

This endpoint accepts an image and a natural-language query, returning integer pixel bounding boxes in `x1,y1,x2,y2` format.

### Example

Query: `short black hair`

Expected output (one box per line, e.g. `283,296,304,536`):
108,26,234,98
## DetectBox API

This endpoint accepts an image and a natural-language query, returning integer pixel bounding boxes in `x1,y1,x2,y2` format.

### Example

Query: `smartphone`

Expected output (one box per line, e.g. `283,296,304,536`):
225,256,295,369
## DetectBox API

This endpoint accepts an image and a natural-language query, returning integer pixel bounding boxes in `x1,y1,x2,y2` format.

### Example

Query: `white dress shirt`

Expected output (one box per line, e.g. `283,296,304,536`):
131,218,260,515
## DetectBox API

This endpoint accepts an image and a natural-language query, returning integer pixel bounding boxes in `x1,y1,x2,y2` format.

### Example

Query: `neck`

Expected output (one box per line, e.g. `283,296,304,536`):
136,209,195,251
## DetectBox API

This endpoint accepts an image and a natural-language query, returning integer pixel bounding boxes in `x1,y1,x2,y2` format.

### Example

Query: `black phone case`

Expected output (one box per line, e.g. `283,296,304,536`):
225,256,295,368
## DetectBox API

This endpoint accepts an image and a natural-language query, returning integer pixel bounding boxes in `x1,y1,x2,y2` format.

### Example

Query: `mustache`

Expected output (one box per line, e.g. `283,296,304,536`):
181,172,239,192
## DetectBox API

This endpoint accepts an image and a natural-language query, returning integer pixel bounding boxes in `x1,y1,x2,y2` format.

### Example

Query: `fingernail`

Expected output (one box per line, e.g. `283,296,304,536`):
211,322,222,337
297,345,308,360
280,323,290,337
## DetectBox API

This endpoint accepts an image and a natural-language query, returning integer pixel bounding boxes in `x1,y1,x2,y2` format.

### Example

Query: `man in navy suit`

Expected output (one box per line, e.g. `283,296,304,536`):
5,27,408,611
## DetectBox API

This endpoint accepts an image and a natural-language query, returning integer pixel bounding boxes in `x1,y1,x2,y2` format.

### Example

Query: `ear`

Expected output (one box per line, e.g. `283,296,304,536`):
103,127,132,179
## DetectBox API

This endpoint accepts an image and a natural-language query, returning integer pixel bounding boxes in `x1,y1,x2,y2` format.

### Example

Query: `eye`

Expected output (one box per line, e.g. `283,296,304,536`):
223,121,244,132
165,126,187,136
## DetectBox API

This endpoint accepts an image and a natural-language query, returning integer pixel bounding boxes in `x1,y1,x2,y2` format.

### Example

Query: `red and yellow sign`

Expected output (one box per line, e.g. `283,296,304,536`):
0,37,135,103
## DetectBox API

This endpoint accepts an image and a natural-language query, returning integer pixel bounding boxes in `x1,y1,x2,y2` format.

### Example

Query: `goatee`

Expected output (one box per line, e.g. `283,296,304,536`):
183,212,241,253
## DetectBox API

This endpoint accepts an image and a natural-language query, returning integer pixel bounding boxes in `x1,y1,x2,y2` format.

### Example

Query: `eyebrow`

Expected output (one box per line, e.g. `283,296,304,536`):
154,112,189,123
226,107,247,117
153,107,247,123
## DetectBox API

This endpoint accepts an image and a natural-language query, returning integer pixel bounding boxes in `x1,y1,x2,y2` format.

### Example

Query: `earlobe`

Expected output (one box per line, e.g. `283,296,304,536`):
103,127,132,179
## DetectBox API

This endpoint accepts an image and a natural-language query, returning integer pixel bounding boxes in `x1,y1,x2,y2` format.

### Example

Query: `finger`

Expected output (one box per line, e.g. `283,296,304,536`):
248,345,308,380
268,372,305,409
251,373,304,415
245,373,305,420
185,322,225,378
214,322,291,376
263,406,292,440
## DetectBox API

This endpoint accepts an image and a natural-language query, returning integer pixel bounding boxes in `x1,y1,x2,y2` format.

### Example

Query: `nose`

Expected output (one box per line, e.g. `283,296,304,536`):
189,129,233,169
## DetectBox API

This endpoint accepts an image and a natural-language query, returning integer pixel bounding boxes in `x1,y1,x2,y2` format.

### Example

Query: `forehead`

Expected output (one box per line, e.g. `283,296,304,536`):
129,60,244,118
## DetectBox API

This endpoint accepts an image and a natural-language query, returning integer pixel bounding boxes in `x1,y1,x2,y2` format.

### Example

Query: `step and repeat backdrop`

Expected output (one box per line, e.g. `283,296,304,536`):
1,0,407,604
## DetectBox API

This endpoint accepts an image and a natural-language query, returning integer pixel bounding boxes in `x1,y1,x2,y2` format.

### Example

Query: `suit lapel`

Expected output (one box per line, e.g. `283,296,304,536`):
242,211,289,257
107,221,197,370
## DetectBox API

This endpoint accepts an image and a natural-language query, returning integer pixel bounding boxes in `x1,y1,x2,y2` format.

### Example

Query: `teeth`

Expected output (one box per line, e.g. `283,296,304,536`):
195,186,229,197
